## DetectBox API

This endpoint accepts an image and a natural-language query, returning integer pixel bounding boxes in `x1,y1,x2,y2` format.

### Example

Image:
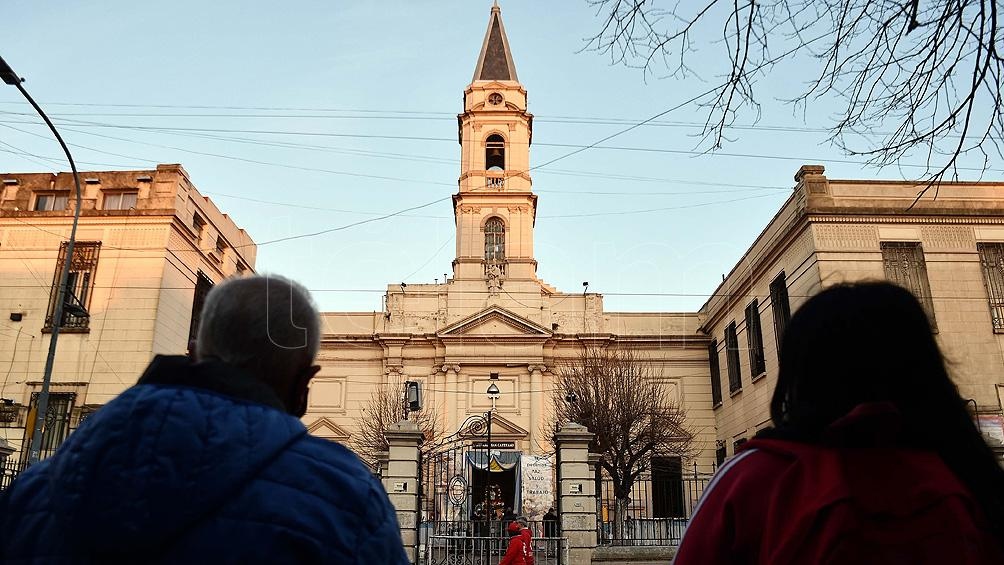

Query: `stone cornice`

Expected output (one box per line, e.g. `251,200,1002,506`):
807,213,1004,224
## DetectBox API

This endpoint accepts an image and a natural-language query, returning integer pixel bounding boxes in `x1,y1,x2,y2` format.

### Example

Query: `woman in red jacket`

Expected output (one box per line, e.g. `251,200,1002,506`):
675,282,1004,564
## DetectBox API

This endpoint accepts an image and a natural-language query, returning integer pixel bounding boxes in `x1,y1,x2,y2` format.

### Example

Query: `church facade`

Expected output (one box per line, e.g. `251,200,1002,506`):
310,5,717,517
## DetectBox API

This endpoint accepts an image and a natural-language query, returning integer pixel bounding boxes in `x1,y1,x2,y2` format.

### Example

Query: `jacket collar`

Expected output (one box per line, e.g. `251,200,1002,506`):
137,355,288,413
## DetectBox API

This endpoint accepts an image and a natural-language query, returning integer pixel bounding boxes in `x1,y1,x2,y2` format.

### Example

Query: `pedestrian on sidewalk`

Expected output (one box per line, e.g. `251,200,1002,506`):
675,282,1004,565
499,521,528,565
0,275,407,564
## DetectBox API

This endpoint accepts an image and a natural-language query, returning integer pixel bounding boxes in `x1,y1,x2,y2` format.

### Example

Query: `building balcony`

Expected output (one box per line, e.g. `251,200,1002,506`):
485,173,505,191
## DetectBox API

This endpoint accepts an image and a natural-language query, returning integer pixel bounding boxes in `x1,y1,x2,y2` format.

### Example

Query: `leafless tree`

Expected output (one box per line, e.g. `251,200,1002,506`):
549,348,695,542
585,0,1003,203
351,376,442,467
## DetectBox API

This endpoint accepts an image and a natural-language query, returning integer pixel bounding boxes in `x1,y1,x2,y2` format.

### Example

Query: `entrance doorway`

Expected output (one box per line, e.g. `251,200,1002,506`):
471,465,517,520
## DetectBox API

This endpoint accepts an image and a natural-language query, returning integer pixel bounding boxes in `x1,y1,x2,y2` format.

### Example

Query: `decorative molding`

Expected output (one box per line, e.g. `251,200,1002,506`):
438,305,551,337
813,224,879,251
920,225,976,250
306,417,351,440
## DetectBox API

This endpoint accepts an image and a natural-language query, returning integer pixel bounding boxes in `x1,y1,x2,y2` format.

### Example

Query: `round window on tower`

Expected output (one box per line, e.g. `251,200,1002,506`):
488,92,503,106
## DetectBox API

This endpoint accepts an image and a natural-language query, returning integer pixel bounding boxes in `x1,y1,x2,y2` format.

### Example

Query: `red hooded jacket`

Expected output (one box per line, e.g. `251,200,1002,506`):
499,523,528,565
674,404,1004,565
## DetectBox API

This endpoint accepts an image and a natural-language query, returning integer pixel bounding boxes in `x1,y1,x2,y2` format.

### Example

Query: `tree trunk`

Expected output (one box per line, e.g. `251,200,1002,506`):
612,496,630,545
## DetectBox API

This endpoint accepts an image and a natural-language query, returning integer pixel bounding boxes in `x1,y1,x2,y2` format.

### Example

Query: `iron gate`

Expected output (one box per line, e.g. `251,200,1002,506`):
418,414,565,564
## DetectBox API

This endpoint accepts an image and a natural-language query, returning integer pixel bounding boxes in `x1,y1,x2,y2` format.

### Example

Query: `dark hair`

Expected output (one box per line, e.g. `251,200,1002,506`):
763,281,1004,543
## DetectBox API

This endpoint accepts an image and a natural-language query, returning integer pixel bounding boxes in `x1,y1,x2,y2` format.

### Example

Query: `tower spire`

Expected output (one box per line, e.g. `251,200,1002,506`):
472,2,518,82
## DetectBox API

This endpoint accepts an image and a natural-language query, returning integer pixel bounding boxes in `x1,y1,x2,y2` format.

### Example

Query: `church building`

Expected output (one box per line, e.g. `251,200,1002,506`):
312,4,717,518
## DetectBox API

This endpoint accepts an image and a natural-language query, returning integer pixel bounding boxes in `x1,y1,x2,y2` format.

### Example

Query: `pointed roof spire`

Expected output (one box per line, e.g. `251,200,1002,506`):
472,2,518,82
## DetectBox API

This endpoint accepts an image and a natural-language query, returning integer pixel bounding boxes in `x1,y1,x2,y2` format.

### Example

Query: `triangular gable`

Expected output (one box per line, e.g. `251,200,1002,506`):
460,413,528,440
438,306,551,337
306,417,351,441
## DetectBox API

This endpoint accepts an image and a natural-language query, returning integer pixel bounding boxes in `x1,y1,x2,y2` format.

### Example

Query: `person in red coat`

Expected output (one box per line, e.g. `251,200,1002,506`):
499,521,527,565
675,282,1004,565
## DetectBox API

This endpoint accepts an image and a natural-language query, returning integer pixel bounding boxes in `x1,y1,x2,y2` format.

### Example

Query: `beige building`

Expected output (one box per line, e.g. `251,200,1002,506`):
0,163,254,461
702,165,1004,461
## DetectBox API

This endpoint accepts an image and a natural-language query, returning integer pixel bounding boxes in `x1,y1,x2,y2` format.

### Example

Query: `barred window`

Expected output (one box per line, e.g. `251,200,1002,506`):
881,242,937,330
45,241,100,331
484,217,505,262
21,392,76,463
745,300,766,378
769,272,790,353
725,321,742,393
978,242,1004,332
188,271,215,344
708,339,723,407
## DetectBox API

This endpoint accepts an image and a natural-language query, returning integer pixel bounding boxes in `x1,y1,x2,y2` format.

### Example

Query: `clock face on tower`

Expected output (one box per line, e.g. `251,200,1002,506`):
488,92,504,106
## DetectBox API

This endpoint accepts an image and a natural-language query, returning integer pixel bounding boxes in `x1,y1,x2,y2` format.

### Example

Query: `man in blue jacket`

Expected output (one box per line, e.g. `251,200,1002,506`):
0,274,408,564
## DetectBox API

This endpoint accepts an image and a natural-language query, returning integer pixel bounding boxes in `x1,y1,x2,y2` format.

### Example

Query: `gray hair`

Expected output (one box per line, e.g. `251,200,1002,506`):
196,274,320,376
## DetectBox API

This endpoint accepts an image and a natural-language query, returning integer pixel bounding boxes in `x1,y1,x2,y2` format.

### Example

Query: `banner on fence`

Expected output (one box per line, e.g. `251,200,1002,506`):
521,454,553,521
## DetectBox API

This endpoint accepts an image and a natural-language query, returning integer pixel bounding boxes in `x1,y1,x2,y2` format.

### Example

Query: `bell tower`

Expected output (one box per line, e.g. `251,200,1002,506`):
453,2,537,284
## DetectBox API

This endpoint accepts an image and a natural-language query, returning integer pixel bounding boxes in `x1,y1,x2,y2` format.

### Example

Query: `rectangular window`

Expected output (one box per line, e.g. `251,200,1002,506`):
733,437,748,452
45,242,100,331
33,193,68,211
102,191,137,210
745,300,766,378
651,456,684,518
716,442,727,465
725,321,742,393
978,243,1004,333
188,270,215,344
193,213,206,233
708,339,723,407
215,236,227,254
881,242,937,329
21,392,76,463
769,272,790,353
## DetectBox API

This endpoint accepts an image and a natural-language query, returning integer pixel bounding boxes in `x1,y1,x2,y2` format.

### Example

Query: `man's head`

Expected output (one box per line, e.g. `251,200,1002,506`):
195,274,321,416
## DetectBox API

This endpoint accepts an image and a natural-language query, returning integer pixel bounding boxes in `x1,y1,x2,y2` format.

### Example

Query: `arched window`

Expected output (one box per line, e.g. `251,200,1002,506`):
484,217,505,262
485,134,505,171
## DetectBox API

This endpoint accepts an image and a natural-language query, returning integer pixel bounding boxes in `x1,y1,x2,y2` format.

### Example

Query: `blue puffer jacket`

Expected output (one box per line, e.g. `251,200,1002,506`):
0,355,407,564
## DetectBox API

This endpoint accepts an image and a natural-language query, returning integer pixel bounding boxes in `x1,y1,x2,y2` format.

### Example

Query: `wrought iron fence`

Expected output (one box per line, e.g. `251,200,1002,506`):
420,520,564,565
1,457,25,491
595,461,717,546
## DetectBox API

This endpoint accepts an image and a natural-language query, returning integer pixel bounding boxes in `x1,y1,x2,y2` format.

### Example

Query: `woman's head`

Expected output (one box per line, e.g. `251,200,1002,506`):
770,281,958,444
768,281,1004,543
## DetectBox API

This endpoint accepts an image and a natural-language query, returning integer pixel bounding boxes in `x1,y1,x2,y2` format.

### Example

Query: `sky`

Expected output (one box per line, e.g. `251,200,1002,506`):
1,1,998,312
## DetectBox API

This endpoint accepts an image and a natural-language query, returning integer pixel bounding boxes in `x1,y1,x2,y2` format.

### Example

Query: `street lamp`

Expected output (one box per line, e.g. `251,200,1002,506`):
483,382,501,525
0,54,86,466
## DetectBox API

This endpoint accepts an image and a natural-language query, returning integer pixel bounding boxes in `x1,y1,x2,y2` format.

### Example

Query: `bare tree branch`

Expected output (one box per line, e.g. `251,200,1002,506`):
585,0,1004,202
349,375,442,467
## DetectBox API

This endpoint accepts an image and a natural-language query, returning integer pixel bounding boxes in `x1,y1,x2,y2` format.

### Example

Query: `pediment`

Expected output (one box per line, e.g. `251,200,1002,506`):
438,306,551,338
459,413,528,441
306,417,351,441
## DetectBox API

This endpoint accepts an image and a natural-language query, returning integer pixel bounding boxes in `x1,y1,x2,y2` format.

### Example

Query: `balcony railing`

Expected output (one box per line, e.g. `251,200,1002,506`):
485,175,505,190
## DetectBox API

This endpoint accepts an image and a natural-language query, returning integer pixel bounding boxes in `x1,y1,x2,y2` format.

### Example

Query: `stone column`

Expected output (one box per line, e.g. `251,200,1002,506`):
383,420,424,564
528,364,545,451
555,422,597,565
443,364,460,433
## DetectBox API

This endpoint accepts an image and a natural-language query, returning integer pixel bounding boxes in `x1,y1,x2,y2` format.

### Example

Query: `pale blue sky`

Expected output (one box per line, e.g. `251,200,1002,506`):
1,1,996,312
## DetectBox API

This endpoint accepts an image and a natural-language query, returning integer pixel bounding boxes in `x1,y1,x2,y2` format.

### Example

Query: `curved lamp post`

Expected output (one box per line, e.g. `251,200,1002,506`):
0,55,86,466
484,382,501,525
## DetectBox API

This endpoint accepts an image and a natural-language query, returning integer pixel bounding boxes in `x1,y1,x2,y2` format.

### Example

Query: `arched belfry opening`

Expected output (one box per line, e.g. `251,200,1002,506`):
484,217,506,262
486,134,505,171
